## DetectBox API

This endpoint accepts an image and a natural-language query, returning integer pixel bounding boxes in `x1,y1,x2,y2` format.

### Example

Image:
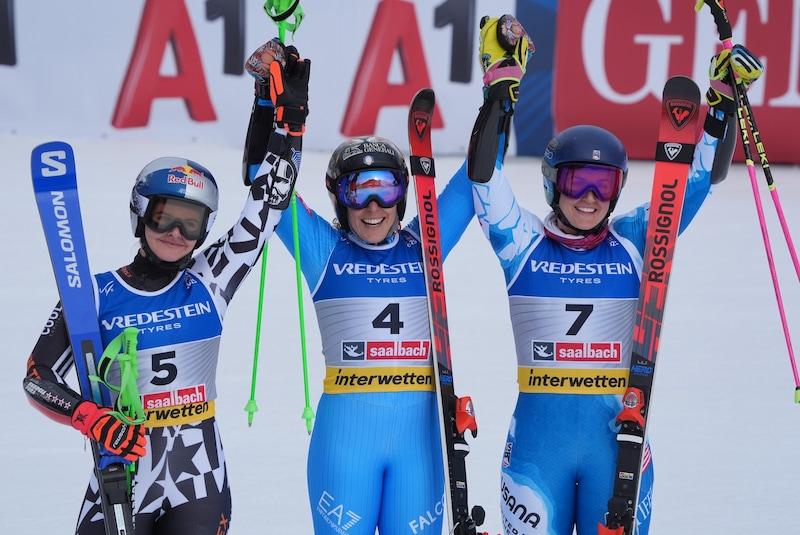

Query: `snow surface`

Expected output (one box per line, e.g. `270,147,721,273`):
3,134,800,534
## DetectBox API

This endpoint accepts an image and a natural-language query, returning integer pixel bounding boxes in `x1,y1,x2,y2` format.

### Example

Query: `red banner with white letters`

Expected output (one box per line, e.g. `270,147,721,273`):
553,0,800,163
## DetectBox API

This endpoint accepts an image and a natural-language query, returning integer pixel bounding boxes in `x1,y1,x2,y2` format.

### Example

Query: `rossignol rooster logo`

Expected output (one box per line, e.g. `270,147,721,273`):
666,98,697,130
411,111,429,140
419,157,433,175
664,142,684,161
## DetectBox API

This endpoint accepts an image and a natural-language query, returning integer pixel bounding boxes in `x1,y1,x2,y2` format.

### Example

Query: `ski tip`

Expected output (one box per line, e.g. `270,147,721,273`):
662,76,701,132
411,87,435,112
662,76,700,103
409,88,435,145
31,141,75,169
32,140,73,156
31,141,77,190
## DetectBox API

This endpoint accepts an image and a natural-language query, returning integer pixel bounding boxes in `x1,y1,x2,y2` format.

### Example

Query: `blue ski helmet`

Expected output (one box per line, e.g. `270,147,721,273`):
541,125,628,212
324,136,409,231
130,157,219,248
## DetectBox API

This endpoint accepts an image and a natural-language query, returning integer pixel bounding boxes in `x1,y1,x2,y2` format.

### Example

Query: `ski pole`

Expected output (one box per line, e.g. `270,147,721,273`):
291,192,315,434
245,0,309,427
267,0,314,433
245,245,269,426
698,0,800,400
92,327,146,426
92,327,146,482
264,0,305,43
736,87,800,283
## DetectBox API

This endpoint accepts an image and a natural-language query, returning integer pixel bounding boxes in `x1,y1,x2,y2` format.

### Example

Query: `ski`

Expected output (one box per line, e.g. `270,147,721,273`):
600,76,701,535
31,141,136,535
407,88,485,535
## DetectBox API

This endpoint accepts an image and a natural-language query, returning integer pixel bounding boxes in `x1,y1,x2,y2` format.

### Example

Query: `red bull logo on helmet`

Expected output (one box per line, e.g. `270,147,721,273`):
167,165,205,189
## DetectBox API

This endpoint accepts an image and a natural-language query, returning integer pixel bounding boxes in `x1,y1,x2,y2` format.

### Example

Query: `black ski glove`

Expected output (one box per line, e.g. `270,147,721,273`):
269,46,310,136
245,38,286,100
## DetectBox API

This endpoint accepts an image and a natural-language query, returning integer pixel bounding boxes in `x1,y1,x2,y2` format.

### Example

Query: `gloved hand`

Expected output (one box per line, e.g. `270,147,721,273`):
245,38,286,101
71,401,147,462
706,44,763,113
479,14,534,101
269,45,311,136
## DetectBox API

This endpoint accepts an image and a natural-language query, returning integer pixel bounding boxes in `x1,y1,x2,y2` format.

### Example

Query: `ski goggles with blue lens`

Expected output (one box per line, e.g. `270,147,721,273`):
555,163,623,202
144,197,207,240
336,169,407,209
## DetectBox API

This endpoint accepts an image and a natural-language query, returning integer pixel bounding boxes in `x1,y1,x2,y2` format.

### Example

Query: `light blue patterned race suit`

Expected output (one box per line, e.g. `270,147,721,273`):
275,167,475,535
470,109,735,535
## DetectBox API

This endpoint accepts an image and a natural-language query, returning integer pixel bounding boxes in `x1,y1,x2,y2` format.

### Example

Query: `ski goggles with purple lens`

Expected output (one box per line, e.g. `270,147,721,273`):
336,169,407,209
555,163,623,202
144,197,207,240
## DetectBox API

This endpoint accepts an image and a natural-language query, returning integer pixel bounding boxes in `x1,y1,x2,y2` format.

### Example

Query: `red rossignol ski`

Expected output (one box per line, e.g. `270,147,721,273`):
600,76,701,535
407,88,485,535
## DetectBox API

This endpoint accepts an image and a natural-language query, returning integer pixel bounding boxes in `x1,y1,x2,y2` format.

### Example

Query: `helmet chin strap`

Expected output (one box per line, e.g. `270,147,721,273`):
140,237,194,271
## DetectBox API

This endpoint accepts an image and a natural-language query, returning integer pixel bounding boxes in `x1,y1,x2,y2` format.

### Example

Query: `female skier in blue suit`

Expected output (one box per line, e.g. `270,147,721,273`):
243,53,480,533
465,14,762,535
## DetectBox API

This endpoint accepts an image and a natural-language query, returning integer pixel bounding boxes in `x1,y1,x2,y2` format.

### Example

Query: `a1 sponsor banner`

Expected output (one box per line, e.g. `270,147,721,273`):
4,1,798,163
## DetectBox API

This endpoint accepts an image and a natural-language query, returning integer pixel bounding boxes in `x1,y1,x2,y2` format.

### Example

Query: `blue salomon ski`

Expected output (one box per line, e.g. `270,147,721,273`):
31,141,135,535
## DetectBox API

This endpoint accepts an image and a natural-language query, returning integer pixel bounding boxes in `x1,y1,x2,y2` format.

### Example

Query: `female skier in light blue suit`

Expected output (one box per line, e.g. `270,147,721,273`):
465,15,762,535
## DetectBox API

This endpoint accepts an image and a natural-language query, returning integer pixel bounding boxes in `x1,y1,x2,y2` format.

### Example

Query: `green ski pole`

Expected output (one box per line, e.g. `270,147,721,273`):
291,191,315,434
245,0,308,427
92,327,146,480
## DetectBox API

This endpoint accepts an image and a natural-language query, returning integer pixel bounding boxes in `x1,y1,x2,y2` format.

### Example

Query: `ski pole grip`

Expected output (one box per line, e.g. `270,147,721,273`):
122,327,138,357
697,0,733,42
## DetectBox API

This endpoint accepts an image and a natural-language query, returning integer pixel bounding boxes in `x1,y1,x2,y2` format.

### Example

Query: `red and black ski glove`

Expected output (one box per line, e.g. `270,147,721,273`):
71,401,147,462
269,45,310,136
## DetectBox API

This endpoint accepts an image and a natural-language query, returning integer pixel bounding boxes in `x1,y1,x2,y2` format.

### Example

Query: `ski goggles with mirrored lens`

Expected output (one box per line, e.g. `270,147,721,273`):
555,163,623,202
336,169,407,209
144,197,207,240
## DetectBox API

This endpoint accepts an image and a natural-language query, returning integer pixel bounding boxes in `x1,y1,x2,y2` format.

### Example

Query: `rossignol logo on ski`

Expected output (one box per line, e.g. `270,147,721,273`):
410,111,430,140
665,98,698,130
647,178,680,283
418,157,433,175
663,142,684,161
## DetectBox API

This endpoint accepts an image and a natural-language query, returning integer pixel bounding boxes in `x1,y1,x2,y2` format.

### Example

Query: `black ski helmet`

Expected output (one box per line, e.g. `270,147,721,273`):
325,136,410,231
541,125,628,213
130,157,219,249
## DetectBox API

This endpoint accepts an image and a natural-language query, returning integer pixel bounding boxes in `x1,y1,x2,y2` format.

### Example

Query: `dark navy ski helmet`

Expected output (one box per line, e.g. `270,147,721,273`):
542,125,628,212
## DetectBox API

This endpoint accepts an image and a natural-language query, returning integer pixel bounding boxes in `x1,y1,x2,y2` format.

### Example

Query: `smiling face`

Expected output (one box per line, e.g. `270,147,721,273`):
556,190,611,234
142,199,202,262
347,201,399,244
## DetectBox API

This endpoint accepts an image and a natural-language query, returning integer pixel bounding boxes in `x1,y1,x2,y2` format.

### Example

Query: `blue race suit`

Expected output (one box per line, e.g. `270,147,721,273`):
470,111,731,535
275,164,474,535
